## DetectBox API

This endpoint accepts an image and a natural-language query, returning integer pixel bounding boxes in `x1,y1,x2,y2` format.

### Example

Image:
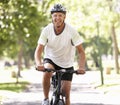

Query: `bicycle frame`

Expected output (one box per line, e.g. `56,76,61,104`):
51,70,65,105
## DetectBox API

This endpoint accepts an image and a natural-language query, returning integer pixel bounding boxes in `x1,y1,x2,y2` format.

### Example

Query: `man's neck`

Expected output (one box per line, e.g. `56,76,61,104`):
54,23,65,35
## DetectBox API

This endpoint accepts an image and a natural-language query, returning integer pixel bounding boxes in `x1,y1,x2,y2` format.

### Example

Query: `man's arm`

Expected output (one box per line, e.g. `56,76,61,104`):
76,44,86,74
34,44,44,71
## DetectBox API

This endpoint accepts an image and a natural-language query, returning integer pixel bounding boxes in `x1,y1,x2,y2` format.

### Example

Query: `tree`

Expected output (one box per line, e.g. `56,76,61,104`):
0,0,55,80
1,0,119,75
107,0,120,74
59,0,119,73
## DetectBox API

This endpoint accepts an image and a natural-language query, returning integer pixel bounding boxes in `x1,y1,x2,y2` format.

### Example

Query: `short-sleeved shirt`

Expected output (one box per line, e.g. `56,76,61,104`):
38,23,83,68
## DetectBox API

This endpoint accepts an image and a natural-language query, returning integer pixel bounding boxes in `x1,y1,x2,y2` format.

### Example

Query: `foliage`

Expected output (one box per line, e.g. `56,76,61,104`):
0,0,119,70
60,0,119,57
0,0,51,59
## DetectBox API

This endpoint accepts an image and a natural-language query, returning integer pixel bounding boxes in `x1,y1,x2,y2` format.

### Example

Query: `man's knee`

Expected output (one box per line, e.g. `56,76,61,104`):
43,72,52,79
61,81,71,97
44,62,54,69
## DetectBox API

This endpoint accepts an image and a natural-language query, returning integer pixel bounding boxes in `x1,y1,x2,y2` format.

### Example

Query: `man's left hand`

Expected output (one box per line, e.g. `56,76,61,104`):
77,69,85,74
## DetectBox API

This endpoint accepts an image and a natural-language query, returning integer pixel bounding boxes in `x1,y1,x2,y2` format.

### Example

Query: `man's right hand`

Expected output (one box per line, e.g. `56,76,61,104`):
35,65,44,71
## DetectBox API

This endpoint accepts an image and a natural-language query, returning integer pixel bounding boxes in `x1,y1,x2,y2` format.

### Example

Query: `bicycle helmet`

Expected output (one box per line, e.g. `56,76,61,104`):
51,4,66,14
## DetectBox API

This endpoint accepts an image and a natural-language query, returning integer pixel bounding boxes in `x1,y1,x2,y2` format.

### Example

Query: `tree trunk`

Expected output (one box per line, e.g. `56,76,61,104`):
111,23,119,74
24,55,30,69
17,39,23,77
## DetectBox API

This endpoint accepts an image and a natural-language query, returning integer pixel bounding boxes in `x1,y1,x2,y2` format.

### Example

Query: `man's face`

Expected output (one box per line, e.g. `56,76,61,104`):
52,12,66,28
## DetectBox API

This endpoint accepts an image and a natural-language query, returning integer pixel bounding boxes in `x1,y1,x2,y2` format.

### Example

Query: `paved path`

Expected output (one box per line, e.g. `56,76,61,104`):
0,69,120,105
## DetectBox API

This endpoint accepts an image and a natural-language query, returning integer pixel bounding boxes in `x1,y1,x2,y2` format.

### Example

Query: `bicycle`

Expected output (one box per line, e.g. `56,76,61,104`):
36,68,78,105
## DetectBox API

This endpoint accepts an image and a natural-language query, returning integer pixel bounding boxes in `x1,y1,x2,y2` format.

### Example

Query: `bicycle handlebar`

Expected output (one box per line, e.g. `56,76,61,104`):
36,67,78,74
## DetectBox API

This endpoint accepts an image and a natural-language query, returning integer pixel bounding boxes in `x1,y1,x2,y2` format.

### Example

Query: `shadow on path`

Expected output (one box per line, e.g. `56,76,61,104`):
23,83,43,93
2,83,113,105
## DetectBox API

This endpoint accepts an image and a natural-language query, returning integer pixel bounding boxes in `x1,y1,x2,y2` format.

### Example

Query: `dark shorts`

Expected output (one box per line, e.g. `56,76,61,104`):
44,58,74,81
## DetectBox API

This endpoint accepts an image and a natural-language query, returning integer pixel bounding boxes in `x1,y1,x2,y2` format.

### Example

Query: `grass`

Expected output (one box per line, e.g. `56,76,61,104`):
96,83,120,89
0,66,30,93
96,83,120,94
94,70,120,95
0,81,29,92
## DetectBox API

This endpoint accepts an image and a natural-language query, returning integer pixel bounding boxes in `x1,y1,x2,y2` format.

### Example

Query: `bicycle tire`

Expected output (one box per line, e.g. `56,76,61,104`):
50,97,57,105
57,100,65,105
50,98,65,105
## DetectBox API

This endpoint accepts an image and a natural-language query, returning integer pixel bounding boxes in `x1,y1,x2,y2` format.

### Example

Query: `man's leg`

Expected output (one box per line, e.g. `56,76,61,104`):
42,72,52,99
42,63,54,99
61,81,72,105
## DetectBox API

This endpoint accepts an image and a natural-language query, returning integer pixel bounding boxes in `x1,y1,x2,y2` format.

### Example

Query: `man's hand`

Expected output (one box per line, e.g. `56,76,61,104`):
35,65,44,71
77,69,85,74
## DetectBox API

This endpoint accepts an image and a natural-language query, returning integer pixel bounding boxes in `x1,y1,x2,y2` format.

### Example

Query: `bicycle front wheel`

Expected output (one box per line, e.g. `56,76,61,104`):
57,100,65,105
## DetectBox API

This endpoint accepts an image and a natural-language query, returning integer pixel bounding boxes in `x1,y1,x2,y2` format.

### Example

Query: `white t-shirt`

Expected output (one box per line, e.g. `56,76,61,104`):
38,23,83,68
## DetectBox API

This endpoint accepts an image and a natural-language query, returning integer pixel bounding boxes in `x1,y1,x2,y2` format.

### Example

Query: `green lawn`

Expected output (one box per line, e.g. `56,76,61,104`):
0,82,29,92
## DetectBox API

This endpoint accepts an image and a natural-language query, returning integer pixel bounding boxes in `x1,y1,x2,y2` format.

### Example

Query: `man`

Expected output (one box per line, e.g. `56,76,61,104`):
34,4,86,105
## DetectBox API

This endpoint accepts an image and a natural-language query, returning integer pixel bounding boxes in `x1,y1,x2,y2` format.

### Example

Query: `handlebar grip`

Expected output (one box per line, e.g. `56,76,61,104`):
36,68,55,72
35,67,45,72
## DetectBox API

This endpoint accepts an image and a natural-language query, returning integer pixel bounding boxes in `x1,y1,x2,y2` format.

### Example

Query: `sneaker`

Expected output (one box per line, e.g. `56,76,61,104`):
41,98,49,105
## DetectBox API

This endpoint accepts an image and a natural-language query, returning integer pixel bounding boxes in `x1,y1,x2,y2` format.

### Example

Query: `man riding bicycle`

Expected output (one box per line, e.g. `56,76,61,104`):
34,4,86,105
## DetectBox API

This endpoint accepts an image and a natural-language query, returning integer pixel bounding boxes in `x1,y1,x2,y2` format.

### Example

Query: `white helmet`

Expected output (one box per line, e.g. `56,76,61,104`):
51,4,66,14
